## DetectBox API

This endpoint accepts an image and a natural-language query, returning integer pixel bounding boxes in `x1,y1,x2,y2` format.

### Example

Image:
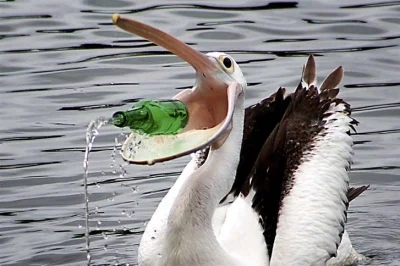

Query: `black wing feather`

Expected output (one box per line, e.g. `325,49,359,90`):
223,55,368,258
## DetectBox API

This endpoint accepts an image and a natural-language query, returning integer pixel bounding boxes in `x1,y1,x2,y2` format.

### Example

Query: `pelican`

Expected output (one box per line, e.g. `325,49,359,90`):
112,15,369,266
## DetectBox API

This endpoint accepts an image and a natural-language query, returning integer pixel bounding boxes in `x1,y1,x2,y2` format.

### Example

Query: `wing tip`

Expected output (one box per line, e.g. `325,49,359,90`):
301,54,345,93
302,54,317,87
320,65,344,92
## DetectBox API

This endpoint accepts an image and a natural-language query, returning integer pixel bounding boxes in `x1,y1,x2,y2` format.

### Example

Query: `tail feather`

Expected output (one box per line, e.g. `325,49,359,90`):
348,185,370,202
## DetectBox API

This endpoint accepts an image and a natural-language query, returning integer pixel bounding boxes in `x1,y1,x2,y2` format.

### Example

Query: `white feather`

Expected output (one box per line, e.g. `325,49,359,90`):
327,231,369,266
138,155,199,266
218,195,269,266
270,102,354,266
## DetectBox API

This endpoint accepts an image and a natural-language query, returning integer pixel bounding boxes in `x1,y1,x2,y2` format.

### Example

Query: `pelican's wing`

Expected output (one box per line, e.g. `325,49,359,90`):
221,87,292,202
231,55,360,265
257,56,353,265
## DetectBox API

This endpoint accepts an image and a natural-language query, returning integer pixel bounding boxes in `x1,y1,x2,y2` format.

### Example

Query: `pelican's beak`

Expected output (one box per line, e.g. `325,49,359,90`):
112,14,243,165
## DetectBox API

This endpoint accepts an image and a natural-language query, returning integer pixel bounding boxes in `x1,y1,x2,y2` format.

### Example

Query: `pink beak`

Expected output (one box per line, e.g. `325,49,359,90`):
112,14,242,165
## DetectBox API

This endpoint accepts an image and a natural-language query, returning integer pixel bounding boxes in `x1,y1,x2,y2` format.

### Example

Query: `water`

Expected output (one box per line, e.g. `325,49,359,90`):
83,118,109,264
0,0,399,265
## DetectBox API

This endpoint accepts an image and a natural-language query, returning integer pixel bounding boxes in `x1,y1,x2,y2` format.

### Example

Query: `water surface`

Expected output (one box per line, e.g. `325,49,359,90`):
1,0,399,265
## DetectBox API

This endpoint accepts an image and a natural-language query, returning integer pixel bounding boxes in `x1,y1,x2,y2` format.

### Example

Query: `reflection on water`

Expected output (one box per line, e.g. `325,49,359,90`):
0,0,399,265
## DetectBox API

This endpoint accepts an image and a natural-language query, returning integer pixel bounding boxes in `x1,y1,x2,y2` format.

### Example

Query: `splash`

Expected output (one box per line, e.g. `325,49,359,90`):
82,117,150,264
83,117,109,265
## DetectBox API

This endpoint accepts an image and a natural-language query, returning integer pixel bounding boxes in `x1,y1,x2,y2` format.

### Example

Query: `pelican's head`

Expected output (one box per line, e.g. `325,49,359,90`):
112,15,246,165
173,51,246,133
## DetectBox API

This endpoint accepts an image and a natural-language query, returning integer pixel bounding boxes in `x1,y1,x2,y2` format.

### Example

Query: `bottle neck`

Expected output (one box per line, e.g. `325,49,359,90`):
111,105,149,129
110,99,189,135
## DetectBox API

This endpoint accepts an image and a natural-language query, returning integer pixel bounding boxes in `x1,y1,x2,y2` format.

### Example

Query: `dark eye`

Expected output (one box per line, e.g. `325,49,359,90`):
223,57,232,69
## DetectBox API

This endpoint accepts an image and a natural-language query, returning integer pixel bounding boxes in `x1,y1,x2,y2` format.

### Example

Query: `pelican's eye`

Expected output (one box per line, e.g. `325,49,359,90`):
219,55,234,74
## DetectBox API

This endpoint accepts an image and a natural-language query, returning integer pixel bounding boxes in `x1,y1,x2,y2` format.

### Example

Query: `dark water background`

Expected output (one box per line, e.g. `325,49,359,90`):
1,0,399,265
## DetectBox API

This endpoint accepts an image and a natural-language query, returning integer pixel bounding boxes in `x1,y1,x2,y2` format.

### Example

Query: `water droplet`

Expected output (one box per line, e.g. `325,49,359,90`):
151,236,155,240
131,186,139,193
78,224,82,229
157,253,162,257
104,244,108,250
97,220,102,225
121,210,126,215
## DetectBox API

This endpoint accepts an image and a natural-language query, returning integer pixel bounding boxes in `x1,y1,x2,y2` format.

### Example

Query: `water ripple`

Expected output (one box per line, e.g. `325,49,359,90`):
1,0,399,265
341,1,400,9
81,2,299,14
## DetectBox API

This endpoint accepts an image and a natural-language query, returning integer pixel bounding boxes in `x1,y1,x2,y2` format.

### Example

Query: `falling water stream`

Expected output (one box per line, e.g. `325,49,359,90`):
83,117,144,265
83,117,109,265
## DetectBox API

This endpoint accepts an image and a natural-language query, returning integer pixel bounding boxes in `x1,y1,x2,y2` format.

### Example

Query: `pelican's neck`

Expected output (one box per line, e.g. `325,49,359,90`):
161,93,245,266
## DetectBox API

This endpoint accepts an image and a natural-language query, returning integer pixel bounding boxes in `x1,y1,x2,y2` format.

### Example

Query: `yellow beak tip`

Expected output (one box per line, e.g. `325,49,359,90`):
112,13,120,25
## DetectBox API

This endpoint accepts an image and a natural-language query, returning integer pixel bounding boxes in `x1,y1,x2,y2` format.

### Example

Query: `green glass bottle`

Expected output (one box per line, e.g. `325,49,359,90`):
110,100,189,135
